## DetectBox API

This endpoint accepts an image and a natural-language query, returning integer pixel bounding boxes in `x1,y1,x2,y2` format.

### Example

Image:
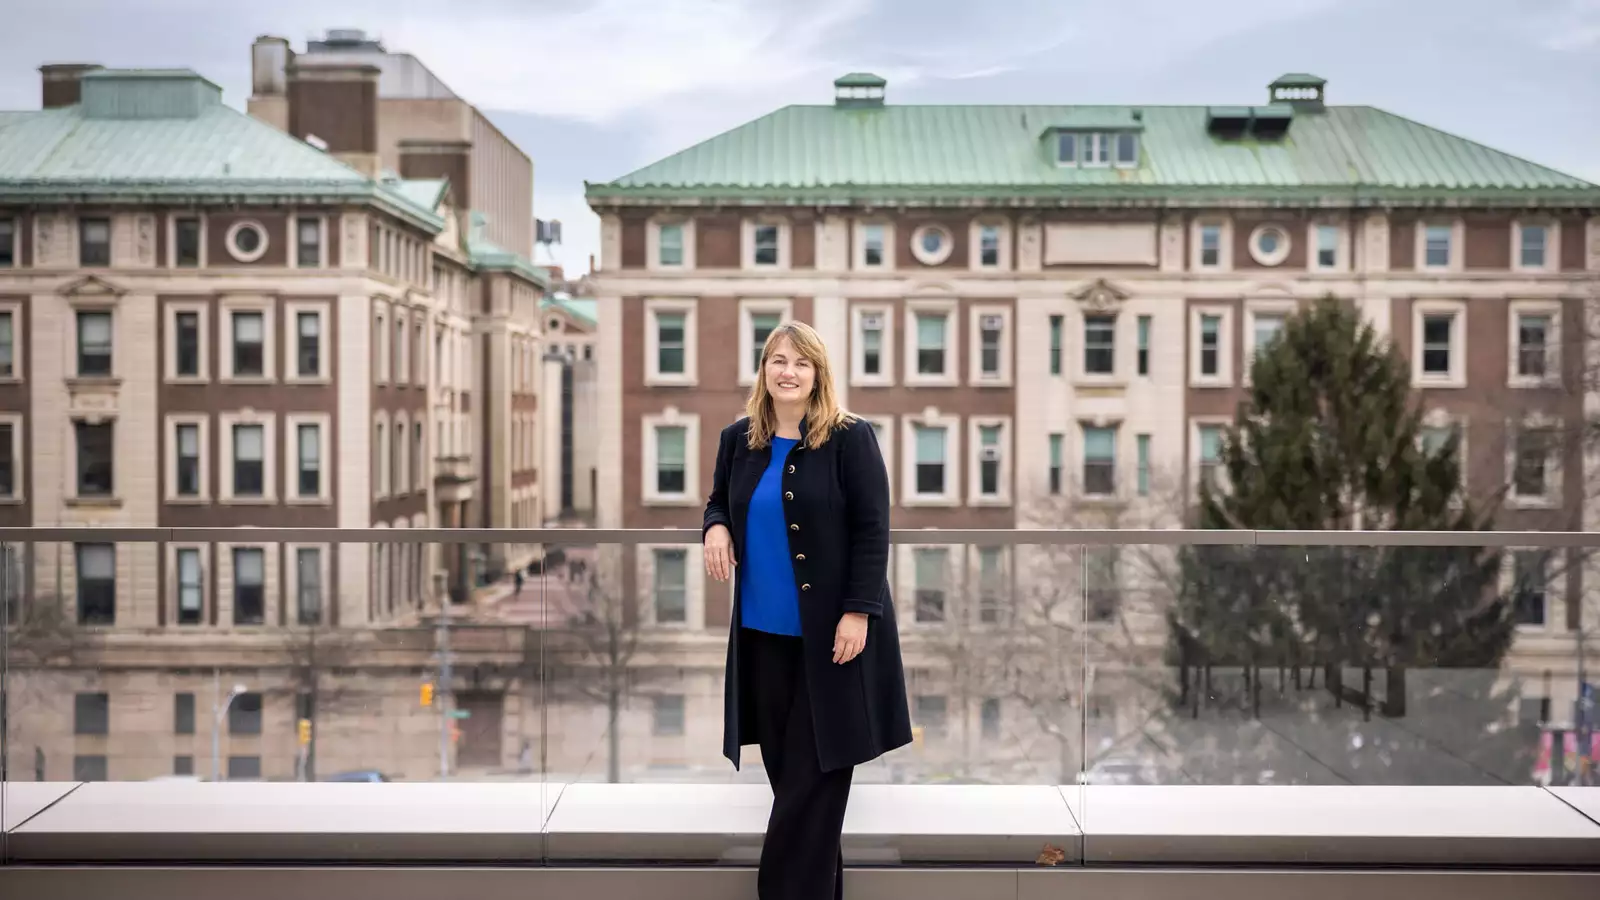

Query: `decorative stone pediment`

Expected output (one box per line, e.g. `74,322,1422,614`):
1069,278,1131,312
59,274,125,299
906,279,958,298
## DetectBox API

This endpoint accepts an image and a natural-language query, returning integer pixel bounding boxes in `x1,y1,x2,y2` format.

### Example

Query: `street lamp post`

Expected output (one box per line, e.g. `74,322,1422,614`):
211,670,249,782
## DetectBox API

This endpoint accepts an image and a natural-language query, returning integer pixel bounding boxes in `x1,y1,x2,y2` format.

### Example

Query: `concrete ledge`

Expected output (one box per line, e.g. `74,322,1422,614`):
2,783,81,832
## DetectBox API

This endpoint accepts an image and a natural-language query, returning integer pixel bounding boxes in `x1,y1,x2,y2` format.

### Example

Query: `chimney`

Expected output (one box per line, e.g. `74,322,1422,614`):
833,72,887,109
399,139,473,210
251,36,292,97
40,64,104,109
286,61,381,173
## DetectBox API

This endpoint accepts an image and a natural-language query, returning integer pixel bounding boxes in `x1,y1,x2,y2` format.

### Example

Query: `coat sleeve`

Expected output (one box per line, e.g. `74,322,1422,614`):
840,420,891,617
703,422,737,542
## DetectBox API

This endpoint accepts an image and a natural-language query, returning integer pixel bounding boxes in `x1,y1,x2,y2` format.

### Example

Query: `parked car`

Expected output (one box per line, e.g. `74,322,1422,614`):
324,770,392,783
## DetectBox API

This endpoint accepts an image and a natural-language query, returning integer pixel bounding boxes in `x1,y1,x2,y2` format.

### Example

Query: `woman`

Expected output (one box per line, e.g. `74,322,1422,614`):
703,321,912,900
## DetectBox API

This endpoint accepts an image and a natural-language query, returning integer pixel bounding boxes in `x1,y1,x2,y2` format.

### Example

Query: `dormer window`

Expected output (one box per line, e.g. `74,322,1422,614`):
1055,130,1140,169
1056,133,1077,165
1115,133,1139,167
1085,133,1110,167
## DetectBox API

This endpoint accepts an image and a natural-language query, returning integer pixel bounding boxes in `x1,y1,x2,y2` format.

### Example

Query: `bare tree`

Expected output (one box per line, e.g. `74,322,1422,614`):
274,623,367,782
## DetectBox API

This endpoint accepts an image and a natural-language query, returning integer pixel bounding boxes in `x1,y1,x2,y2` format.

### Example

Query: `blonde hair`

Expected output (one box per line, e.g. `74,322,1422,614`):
745,321,855,451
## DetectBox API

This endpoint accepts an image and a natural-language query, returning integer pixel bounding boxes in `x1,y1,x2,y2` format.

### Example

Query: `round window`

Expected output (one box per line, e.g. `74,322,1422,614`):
1249,224,1291,266
911,224,954,265
225,221,270,263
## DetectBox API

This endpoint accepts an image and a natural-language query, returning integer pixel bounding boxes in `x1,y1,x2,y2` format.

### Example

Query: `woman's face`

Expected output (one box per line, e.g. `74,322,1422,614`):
764,335,815,406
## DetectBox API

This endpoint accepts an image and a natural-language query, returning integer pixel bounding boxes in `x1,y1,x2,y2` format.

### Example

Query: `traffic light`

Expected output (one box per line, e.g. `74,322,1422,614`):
297,718,312,747
420,682,434,707
449,722,462,744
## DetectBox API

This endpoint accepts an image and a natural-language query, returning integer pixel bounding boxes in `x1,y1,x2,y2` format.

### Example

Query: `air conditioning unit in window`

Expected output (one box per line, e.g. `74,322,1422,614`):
981,315,1004,330
980,447,1001,462
862,312,883,329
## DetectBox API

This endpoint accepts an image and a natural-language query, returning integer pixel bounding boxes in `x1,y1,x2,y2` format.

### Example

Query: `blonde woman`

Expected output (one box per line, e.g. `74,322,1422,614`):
703,321,912,900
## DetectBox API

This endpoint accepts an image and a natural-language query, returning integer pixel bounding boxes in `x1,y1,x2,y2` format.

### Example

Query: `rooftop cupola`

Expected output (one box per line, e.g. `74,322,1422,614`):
834,72,886,109
1268,73,1326,112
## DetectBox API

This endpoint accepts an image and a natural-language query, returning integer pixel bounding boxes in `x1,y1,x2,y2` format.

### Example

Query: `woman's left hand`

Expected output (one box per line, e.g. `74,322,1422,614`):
833,613,868,664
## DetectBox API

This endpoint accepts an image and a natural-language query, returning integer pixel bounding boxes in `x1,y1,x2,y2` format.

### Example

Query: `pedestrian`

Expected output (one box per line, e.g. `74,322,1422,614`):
514,570,524,596
703,321,912,900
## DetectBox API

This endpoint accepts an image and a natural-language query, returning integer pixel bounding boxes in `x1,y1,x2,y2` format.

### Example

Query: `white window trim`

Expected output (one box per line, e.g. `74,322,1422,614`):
638,543,705,629
969,220,1012,272
393,411,410,497
860,414,895,504
905,299,959,387
284,413,332,505
166,543,209,627
648,218,696,271
1418,408,1468,499
738,298,794,387
68,413,118,503
219,411,276,504
1078,419,1122,500
1415,220,1465,273
1191,219,1233,272
164,414,209,504
851,303,895,387
967,304,1013,387
0,301,24,383
1512,220,1560,274
1189,416,1232,499
742,218,790,272
290,213,329,269
374,302,389,386
1503,547,1563,634
1506,413,1563,510
1247,223,1292,267
1307,221,1349,273
642,407,701,507
910,223,955,267
901,410,961,508
162,301,208,383
854,220,896,272
283,301,330,383
1411,299,1467,389
219,299,275,383
1508,299,1562,389
394,307,409,386
1243,300,1296,385
0,412,23,503
166,212,208,268
220,542,276,628
968,545,1013,629
644,298,698,387
224,220,270,264
287,542,332,627
1076,308,1124,385
1189,305,1234,387
899,543,963,628
373,411,390,500
69,302,117,381
967,416,1012,507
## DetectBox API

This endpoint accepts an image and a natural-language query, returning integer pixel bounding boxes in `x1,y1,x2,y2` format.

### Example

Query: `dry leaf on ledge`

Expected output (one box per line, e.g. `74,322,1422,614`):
1035,844,1066,866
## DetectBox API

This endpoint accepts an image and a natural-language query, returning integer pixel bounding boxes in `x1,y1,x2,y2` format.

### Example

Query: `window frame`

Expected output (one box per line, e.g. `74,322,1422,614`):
1506,415,1562,509
1190,417,1230,497
910,223,955,266
642,409,701,507
227,545,270,627
970,220,1010,271
284,301,330,383
0,414,22,503
851,302,894,386
1192,219,1231,271
79,216,112,267
284,413,331,504
1308,221,1346,272
72,418,116,500
1512,220,1560,273
1507,548,1556,631
854,220,894,271
373,302,389,385
901,412,961,507
163,301,207,382
1247,223,1292,267
649,218,695,271
289,543,330,627
220,412,275,504
742,218,790,271
1411,300,1466,388
638,542,705,628
1135,314,1151,377
652,694,687,736
908,545,954,625
968,304,1012,386
1135,432,1152,497
967,416,1011,506
0,216,17,268
644,299,697,387
220,300,275,382
75,542,117,626
737,298,793,387
1244,301,1294,384
75,307,115,378
1189,305,1234,386
293,214,326,269
1080,422,1119,498
224,219,270,264
169,543,208,627
392,412,408,497
1113,132,1140,169
165,414,209,503
1507,299,1562,388
169,213,205,268
904,299,959,387
393,307,409,386
0,303,20,381
1080,312,1118,379
1415,220,1463,272
1048,432,1064,496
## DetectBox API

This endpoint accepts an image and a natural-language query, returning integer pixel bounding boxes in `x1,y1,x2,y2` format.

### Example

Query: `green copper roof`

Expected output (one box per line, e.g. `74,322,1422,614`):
834,72,887,88
468,234,550,287
542,295,597,327
588,102,1600,207
391,177,449,211
1270,73,1328,88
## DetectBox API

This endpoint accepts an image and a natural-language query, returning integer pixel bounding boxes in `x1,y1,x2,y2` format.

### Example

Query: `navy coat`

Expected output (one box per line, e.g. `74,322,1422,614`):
703,415,913,773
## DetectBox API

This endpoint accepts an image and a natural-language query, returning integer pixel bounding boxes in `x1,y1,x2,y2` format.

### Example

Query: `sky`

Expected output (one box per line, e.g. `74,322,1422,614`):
2,0,1598,278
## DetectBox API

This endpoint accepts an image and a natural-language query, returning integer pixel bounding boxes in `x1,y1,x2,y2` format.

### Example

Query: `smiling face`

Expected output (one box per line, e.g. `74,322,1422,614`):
763,334,815,406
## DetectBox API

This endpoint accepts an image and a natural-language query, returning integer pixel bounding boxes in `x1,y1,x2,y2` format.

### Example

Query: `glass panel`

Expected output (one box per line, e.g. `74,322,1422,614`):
914,425,945,463
1520,225,1547,267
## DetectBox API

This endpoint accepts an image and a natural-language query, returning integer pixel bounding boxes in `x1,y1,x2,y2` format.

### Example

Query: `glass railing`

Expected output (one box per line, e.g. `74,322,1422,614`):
2,527,1598,871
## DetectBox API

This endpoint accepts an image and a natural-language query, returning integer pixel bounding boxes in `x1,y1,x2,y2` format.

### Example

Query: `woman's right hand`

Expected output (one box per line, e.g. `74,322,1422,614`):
704,525,734,582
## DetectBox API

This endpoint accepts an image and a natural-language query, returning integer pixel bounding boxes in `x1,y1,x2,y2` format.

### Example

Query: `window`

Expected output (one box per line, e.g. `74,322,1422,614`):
414,321,423,384
173,311,201,377
1199,225,1222,268
978,314,1003,378
1515,312,1552,380
911,224,954,266
1423,225,1452,268
296,547,322,625
394,315,407,383
860,311,885,377
227,221,269,263
1114,132,1139,167
915,695,948,739
1048,433,1063,495
1512,550,1550,627
77,310,113,376
79,217,111,266
1512,427,1553,501
174,547,204,625
373,307,387,383
228,756,263,780
75,420,114,497
295,216,321,268
1198,314,1221,377
374,419,388,497
1250,312,1285,372
231,311,265,377
233,548,265,625
978,225,1001,267
74,755,109,781
229,691,263,734
862,224,886,267
175,693,196,734
0,219,14,267
1084,132,1110,167
1420,422,1459,458
0,309,13,377
295,423,321,498
1315,224,1340,269
977,425,1001,497
749,310,781,377
1420,313,1454,377
232,424,264,497
1084,314,1116,375
175,422,201,497
653,548,687,624
976,547,1005,624
1197,424,1223,491
981,698,1001,740
296,311,321,378
413,422,424,492
1082,425,1116,496
174,755,195,776
1056,132,1078,165
174,217,201,267
1519,223,1549,269
76,543,116,625
752,224,779,266
914,424,947,496
913,548,947,623
1248,225,1290,267
75,692,110,735
0,421,12,499
1136,315,1151,376
1048,315,1063,375
658,223,684,267
394,421,406,494
655,311,686,375
915,311,949,376
655,425,687,496
1086,547,1120,622
653,695,685,736
1136,433,1151,497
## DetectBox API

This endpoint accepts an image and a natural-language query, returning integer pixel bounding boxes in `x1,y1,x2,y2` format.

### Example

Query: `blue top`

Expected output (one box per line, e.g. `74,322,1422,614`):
740,436,802,636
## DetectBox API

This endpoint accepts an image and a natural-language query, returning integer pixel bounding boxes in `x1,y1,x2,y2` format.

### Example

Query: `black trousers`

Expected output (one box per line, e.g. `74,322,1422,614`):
742,628,854,900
